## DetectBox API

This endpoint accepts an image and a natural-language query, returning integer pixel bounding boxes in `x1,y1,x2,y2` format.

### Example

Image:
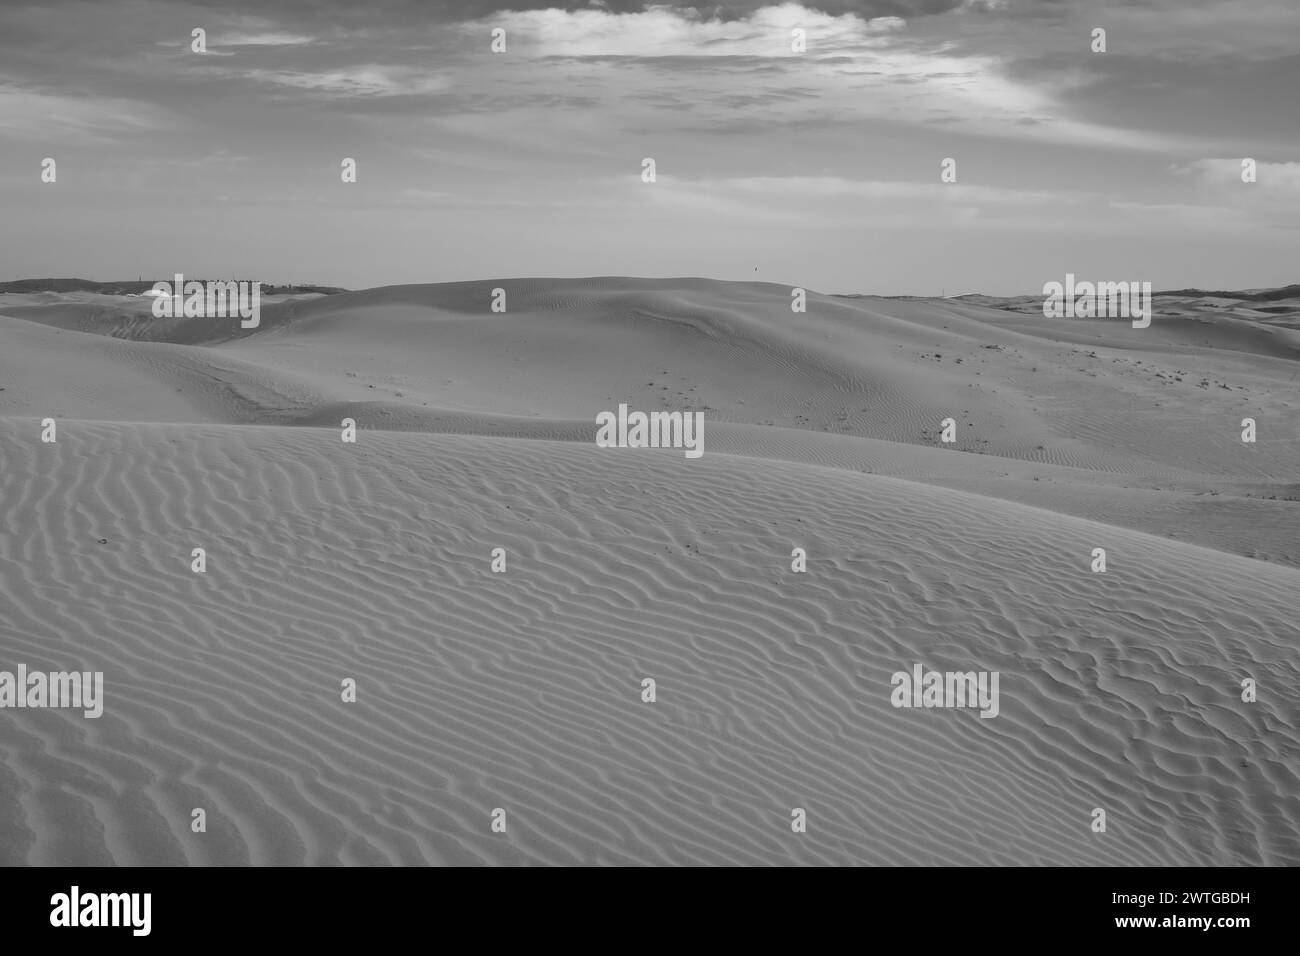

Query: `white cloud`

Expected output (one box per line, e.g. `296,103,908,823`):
242,66,451,97
466,4,902,58
444,4,1197,151
213,32,315,47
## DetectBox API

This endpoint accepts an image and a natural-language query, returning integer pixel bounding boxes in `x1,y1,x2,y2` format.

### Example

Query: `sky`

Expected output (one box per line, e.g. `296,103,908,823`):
1,0,1297,295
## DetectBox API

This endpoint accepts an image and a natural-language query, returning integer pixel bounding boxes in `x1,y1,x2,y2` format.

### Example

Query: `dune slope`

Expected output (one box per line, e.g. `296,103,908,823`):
0,419,1296,865
1,278,1298,866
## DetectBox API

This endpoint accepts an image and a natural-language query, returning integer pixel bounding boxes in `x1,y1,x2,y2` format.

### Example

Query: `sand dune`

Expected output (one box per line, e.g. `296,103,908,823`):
5,279,1296,559
1,278,1297,865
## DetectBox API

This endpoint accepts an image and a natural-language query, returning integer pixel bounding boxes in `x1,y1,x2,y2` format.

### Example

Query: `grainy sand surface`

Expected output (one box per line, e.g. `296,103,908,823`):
1,279,1297,864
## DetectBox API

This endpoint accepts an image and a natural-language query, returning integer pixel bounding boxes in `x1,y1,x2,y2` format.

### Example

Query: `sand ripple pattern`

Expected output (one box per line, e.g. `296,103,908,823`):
0,419,1297,865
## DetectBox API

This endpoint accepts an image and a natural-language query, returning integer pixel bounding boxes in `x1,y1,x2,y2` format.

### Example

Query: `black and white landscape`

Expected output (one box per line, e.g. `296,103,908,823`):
0,0,1297,867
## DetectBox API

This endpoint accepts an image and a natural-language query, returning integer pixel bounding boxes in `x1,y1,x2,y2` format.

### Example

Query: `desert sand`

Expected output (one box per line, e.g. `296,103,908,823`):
1,278,1297,865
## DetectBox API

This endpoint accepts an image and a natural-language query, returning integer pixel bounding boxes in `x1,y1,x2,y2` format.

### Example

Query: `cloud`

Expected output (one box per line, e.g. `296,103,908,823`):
2,0,1297,290
1164,159,1300,229
1172,158,1300,195
241,66,452,97
460,4,902,58
620,172,1097,231
213,31,316,46
679,174,1073,204
0,81,167,142
427,4,1212,150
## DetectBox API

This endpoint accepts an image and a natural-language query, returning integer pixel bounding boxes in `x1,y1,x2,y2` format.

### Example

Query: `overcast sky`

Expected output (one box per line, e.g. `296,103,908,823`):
1,0,1297,294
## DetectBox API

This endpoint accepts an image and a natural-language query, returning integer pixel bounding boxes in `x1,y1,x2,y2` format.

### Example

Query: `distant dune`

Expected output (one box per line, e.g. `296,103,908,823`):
0,279,347,296
1,278,1297,865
